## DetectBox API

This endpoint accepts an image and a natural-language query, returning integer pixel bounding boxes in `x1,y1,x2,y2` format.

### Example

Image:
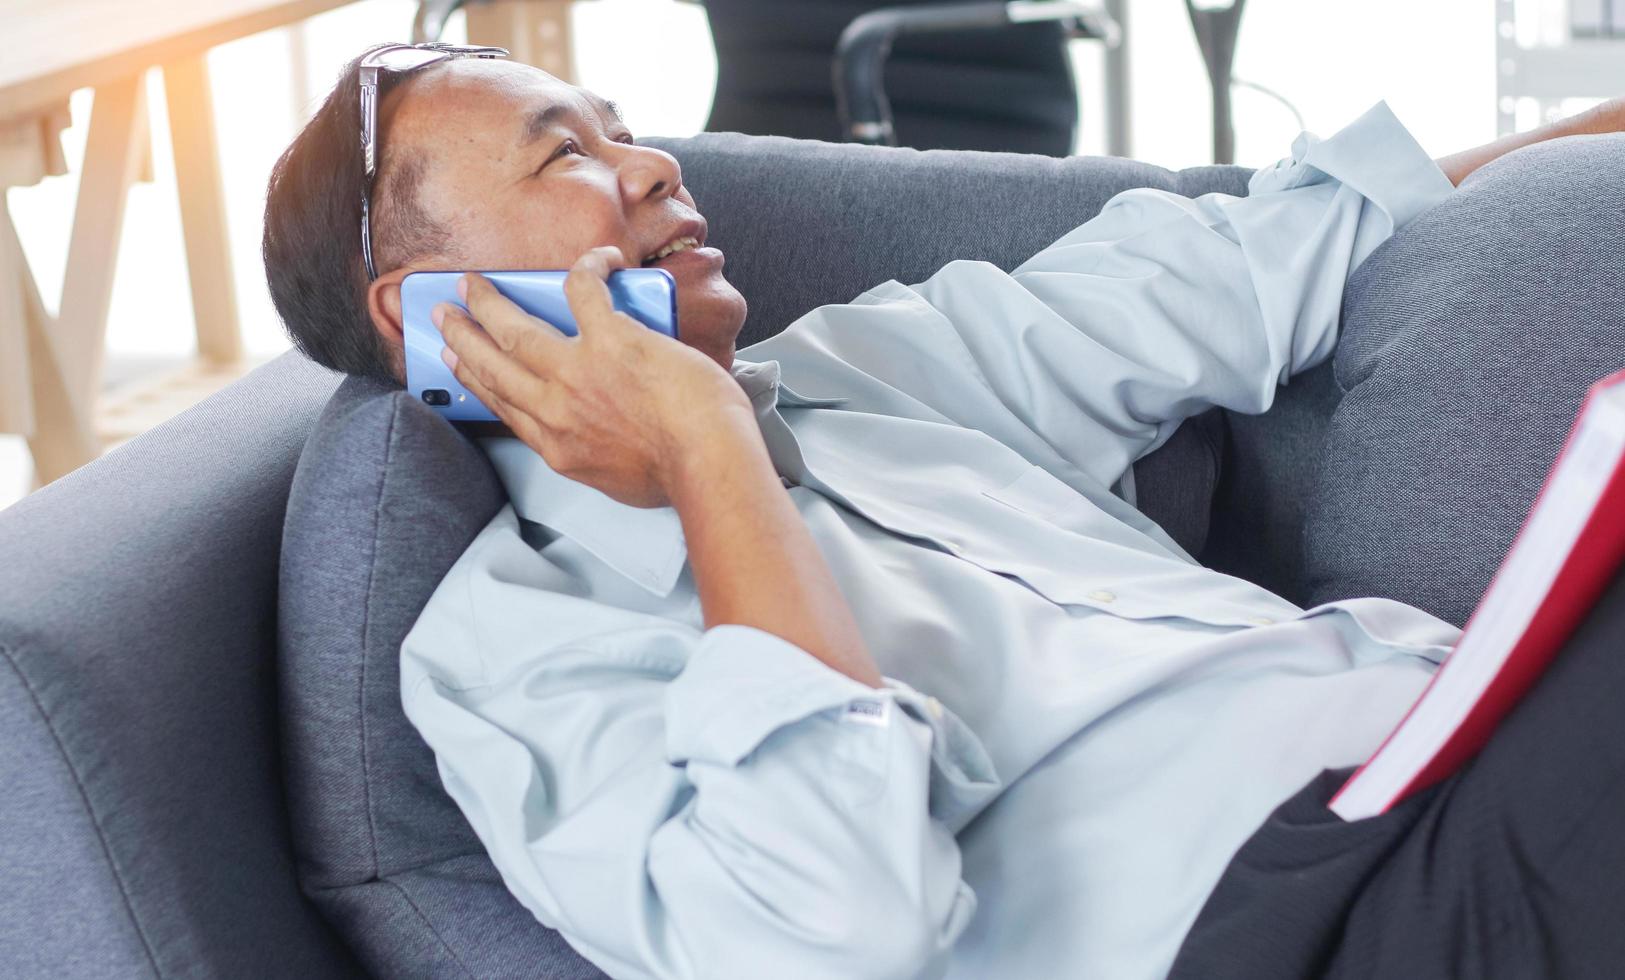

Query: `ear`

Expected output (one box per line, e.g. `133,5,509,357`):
367,266,414,382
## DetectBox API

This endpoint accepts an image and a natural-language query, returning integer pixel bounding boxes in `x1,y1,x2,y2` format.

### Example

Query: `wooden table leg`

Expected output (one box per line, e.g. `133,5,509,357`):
163,54,243,365
0,102,72,443
466,0,580,83
4,211,98,488
57,74,148,410
5,73,151,485
0,196,37,440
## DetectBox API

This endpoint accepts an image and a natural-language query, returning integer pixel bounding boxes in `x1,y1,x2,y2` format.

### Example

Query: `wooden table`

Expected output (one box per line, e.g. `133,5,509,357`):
0,0,582,486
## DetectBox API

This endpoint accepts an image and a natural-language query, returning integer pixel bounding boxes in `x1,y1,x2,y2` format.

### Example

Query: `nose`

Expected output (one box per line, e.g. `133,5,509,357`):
617,141,683,205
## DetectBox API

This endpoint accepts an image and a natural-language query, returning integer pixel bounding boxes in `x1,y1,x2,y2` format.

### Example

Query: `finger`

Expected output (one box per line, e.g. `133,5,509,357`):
460,272,571,362
563,246,634,335
435,302,548,416
449,340,541,447
446,349,509,420
451,344,559,464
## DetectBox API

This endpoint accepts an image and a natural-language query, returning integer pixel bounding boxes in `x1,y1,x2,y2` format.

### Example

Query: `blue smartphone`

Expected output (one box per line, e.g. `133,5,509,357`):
401,268,679,422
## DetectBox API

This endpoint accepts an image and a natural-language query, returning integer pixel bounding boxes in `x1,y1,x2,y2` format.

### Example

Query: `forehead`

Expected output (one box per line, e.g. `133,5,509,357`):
385,59,614,154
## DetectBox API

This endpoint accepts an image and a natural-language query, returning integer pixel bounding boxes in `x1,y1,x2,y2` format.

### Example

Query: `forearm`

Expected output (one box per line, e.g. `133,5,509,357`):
667,409,883,688
1434,95,1624,186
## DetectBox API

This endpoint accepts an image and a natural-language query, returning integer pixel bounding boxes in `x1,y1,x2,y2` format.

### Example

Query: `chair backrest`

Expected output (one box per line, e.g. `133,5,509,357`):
702,0,1078,154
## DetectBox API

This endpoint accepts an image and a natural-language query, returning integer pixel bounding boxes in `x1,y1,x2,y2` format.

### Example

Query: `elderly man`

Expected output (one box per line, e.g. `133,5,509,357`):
262,42,1625,980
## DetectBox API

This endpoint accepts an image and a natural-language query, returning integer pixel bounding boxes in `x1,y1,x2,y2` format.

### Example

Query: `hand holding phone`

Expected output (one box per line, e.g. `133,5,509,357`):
426,249,753,509
403,266,678,421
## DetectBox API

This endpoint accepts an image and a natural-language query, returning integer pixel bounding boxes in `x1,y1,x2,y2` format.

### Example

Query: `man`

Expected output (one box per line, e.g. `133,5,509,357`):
262,44,1625,979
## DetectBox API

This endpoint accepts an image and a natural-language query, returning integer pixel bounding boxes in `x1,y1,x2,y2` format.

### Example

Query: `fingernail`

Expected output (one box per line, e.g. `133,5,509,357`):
431,302,446,328
457,274,470,301
441,345,459,370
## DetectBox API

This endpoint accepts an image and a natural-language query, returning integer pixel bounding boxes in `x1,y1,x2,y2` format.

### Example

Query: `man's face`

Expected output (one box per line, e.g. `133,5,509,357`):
371,59,746,371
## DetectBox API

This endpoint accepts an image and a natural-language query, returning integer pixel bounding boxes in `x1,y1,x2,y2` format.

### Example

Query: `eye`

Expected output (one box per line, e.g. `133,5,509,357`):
550,138,582,163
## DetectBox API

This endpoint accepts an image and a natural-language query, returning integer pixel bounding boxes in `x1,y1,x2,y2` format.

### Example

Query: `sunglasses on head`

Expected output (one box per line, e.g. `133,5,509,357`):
358,42,509,281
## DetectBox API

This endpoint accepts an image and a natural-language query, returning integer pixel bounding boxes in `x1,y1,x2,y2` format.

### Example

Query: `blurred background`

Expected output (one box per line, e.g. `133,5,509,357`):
1,0,1620,508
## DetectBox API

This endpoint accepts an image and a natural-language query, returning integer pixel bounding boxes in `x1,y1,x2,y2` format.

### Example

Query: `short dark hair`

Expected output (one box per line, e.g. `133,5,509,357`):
262,45,450,384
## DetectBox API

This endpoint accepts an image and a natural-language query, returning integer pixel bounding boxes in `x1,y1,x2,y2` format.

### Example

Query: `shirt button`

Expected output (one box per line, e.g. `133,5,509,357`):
925,696,944,720
1247,616,1275,626
1087,589,1116,603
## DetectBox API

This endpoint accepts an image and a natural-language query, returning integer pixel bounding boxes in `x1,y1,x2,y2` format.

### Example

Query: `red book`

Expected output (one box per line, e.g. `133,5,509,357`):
1330,368,1625,821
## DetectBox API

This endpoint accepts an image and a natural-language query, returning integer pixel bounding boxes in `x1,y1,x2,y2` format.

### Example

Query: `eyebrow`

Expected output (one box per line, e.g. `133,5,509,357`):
519,94,625,147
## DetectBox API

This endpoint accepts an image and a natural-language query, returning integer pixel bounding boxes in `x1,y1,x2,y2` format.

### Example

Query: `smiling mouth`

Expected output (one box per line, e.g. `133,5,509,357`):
642,236,702,265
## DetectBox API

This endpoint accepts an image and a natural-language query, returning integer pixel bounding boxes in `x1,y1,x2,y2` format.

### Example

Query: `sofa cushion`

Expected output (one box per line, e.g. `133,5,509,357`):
278,375,605,978
1304,132,1625,626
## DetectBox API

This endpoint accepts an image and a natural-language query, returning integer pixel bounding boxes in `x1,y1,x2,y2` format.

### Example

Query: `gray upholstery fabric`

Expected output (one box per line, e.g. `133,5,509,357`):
1199,359,1343,604
279,376,601,978
0,661,153,977
644,132,1254,559
0,351,358,979
1304,132,1625,626
317,854,606,979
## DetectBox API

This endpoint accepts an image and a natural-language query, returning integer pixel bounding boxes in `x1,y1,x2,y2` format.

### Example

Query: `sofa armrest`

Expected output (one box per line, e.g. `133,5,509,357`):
0,352,361,977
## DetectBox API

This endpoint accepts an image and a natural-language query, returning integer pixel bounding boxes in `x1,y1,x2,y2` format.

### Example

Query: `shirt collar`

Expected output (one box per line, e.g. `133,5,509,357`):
478,357,812,598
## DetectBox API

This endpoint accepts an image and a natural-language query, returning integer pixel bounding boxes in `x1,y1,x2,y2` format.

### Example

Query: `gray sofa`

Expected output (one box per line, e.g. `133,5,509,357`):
2,128,1620,979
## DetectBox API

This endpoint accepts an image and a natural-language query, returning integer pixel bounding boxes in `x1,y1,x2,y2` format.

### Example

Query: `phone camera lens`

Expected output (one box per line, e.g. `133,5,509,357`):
423,389,451,406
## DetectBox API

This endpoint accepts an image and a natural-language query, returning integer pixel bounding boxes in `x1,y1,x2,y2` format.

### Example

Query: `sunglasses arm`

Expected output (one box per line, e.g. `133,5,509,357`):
359,66,381,178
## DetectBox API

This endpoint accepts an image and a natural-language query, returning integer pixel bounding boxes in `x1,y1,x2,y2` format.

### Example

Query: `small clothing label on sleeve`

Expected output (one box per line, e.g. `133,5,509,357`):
844,698,892,727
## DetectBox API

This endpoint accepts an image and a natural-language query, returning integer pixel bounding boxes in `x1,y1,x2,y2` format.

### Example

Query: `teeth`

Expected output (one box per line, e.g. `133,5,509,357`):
645,236,699,262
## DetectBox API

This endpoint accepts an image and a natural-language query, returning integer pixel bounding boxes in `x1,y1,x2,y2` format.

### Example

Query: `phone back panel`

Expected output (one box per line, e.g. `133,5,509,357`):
401,269,679,422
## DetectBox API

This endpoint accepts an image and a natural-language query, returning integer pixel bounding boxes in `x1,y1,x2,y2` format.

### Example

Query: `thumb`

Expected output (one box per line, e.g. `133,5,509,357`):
563,246,633,337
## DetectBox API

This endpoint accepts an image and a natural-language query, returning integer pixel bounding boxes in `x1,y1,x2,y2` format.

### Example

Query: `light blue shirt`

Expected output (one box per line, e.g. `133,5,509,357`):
401,100,1465,980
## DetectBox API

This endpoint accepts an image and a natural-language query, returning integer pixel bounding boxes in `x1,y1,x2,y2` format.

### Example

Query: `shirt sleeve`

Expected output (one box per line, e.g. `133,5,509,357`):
400,509,1001,980
949,98,1455,491
764,99,1455,496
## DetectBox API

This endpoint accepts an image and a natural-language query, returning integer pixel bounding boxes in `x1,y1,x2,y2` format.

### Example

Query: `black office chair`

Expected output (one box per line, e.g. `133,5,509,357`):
830,0,1251,164
414,0,1246,163
703,0,1080,156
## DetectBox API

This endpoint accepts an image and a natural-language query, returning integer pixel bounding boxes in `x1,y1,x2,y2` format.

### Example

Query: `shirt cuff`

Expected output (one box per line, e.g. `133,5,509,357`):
1247,99,1456,231
664,624,1002,823
880,674,1002,828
